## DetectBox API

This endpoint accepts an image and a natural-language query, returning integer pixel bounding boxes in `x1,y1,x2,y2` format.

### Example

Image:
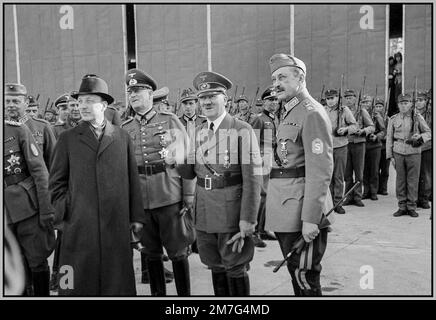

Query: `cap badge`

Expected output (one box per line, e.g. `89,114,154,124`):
128,73,136,78
129,79,137,86
199,75,208,81
199,83,210,90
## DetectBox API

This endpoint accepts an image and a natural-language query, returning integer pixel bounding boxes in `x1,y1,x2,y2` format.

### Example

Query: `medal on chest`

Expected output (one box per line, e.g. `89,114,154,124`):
280,141,289,165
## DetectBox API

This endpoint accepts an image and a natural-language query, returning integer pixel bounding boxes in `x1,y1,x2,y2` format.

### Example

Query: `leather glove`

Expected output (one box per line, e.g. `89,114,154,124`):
411,136,424,148
39,212,54,229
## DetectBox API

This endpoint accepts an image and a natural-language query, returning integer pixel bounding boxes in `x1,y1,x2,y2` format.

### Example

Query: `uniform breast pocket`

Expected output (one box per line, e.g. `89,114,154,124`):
278,125,300,144
128,131,137,141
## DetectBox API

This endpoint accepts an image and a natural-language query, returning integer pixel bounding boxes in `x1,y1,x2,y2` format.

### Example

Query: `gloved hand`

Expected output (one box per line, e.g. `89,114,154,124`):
411,136,424,148
39,212,54,229
368,134,378,142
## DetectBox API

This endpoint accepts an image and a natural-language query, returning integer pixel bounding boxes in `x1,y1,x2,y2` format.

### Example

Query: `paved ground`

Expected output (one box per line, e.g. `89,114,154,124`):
51,165,433,296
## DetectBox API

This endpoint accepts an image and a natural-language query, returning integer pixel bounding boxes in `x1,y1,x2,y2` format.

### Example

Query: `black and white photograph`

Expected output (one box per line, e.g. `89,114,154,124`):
2,0,433,304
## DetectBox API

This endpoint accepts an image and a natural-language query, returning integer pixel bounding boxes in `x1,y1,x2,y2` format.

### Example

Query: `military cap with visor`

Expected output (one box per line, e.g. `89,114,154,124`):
5,83,27,96
261,86,277,100
55,93,77,107
125,68,157,91
398,93,412,103
180,88,198,103
153,87,169,105
324,89,339,98
193,71,232,98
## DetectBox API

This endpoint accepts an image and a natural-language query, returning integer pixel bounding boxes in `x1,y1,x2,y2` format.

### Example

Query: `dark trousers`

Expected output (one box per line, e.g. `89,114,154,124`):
275,229,328,295
345,142,366,201
418,149,432,203
378,148,390,193
394,153,421,211
142,202,190,261
256,175,269,233
330,145,348,205
363,145,381,196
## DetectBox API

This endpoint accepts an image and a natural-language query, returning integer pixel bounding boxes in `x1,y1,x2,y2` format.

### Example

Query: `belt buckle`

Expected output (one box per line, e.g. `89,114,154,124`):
145,165,153,176
204,175,212,190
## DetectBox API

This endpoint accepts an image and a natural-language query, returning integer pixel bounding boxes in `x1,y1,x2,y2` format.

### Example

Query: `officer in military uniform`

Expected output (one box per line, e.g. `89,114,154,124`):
178,88,207,138
361,95,386,201
234,95,256,124
52,93,82,139
4,120,56,296
25,95,39,118
343,89,375,207
374,98,391,196
121,68,194,296
250,86,280,246
324,88,357,214
176,71,262,296
5,83,57,170
416,90,432,209
386,93,431,217
265,54,333,296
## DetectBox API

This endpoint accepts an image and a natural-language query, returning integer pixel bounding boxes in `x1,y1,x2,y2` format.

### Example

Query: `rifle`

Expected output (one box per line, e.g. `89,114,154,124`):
241,86,245,96
319,84,325,103
355,76,366,134
36,93,40,101
405,77,421,146
384,86,391,121
367,85,379,142
231,85,238,115
251,86,260,108
175,88,181,115
273,181,360,273
44,98,50,114
334,74,345,137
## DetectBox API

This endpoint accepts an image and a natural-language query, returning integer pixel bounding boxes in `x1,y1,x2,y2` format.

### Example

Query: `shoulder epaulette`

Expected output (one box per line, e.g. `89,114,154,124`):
121,117,134,127
303,99,315,111
5,120,22,126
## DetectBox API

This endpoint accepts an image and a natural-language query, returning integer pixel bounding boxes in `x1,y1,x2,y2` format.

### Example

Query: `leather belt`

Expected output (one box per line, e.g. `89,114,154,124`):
4,173,29,187
197,175,242,190
270,166,305,179
138,162,166,175
393,138,404,142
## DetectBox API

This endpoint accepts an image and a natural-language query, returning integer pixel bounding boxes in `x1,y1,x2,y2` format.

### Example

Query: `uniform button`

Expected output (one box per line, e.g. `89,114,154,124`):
144,160,148,163
143,153,147,156
280,171,283,175
142,140,146,143
143,146,146,149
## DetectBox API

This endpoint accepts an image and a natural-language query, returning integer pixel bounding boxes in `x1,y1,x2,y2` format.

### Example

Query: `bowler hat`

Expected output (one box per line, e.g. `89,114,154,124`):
71,74,114,105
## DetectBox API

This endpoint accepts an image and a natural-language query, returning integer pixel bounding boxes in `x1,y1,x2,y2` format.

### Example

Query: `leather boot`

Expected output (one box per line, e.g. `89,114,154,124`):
147,259,166,296
141,252,150,284
172,258,190,296
32,269,50,296
228,274,250,296
301,287,322,296
291,280,303,296
211,271,230,296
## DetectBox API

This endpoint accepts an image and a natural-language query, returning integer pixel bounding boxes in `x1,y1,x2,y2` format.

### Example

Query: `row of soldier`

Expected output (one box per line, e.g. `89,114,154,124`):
4,53,431,297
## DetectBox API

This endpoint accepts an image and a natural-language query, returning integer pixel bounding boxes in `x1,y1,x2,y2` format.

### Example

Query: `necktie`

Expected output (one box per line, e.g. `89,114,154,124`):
208,122,215,140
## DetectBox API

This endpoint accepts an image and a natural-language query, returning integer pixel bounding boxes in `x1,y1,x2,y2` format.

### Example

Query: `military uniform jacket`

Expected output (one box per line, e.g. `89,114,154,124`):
20,115,56,169
366,112,385,150
177,113,262,233
234,111,256,125
52,117,81,139
265,89,334,233
121,109,195,210
4,121,53,224
386,111,431,158
347,106,375,144
419,106,432,151
251,110,278,175
325,104,357,149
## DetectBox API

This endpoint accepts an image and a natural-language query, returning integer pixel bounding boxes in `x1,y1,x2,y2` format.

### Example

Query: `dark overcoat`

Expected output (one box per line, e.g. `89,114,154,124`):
49,121,145,296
